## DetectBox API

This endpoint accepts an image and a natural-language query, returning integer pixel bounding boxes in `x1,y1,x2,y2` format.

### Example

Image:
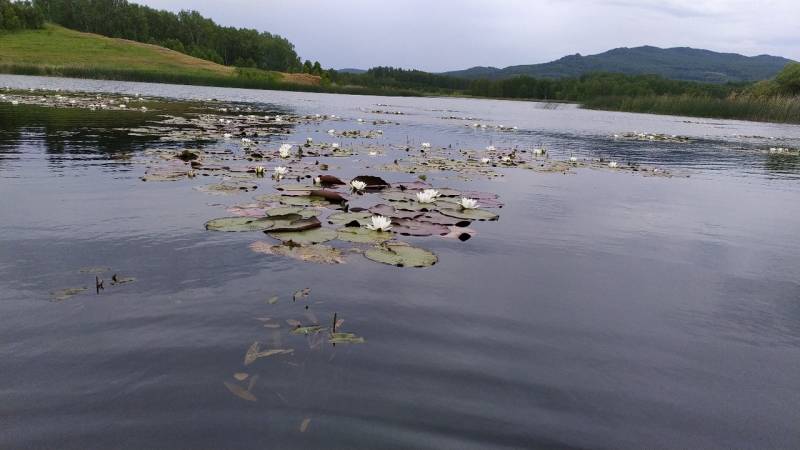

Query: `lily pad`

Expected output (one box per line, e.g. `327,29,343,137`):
266,206,317,218
310,189,348,204
327,211,372,226
276,183,317,191
244,341,293,365
351,175,390,189
369,204,423,220
205,216,274,232
278,195,329,207
223,381,257,402
329,332,366,344
268,227,338,245
291,325,326,335
365,241,438,268
418,211,471,226
391,219,449,236
317,175,346,186
51,287,88,302
267,215,322,232
381,191,417,202
337,227,393,244
438,208,499,221
250,241,346,264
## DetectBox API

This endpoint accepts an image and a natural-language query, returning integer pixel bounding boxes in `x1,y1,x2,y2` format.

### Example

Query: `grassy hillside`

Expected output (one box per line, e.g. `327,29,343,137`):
444,46,795,84
0,24,319,87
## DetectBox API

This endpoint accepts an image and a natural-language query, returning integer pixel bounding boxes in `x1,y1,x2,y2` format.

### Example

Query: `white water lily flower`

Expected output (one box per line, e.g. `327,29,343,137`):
306,137,313,143
274,166,288,177
480,157,491,163
357,118,364,122
11,100,19,105
327,129,335,134
331,143,340,149
416,189,439,204
569,156,578,162
365,215,392,232
368,150,378,156
139,106,147,112
501,156,511,162
533,148,544,156
223,133,232,139
350,180,367,191
313,176,321,185
486,145,495,151
255,166,265,175
119,104,126,109
274,115,282,122
459,198,480,210
608,161,619,168
241,138,252,145
278,144,293,158
421,142,431,149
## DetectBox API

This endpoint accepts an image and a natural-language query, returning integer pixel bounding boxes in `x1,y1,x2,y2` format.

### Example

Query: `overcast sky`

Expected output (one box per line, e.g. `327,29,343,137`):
137,0,800,72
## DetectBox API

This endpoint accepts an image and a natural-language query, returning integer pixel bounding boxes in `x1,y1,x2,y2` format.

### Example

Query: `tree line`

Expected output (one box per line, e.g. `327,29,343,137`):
328,66,743,101
0,0,44,30
30,0,314,72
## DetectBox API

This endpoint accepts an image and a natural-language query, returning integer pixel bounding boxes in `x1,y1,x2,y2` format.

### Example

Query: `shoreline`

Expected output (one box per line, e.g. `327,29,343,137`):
2,68,798,126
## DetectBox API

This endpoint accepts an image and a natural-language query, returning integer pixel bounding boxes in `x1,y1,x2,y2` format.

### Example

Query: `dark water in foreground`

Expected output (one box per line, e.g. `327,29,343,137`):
1,75,800,449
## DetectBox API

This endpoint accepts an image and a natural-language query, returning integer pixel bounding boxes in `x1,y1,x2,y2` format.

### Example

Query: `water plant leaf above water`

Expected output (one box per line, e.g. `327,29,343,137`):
336,227,393,244
205,216,275,232
364,241,438,268
223,381,257,402
51,287,88,302
326,211,373,226
243,341,293,365
438,208,499,221
265,206,318,218
329,332,366,344
268,227,338,245
250,241,346,264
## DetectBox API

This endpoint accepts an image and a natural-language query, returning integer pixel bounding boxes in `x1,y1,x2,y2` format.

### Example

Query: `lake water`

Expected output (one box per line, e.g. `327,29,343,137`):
1,74,799,449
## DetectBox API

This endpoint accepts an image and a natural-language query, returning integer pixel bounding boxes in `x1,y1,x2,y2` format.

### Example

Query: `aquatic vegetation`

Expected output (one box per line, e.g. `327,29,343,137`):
365,241,438,268
364,215,393,232
350,180,367,191
415,189,439,203
458,198,479,210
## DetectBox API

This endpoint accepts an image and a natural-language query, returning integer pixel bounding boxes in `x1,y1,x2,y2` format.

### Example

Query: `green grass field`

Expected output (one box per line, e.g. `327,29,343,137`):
0,24,235,77
0,24,327,89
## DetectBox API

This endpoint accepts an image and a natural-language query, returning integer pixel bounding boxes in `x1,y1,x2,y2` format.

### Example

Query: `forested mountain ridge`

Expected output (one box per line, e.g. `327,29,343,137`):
443,46,795,83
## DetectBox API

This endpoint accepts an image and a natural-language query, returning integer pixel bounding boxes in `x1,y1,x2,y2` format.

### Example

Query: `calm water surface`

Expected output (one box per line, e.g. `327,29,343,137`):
1,75,799,449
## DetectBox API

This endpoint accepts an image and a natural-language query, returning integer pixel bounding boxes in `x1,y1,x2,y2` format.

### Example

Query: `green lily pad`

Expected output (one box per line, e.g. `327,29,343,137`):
291,325,326,335
329,332,366,344
250,241,346,264
268,227,338,245
276,183,317,191
51,287,88,302
205,216,274,232
381,191,416,202
278,195,329,207
337,227,393,244
365,241,438,268
438,208,499,221
327,211,373,225
253,193,282,204
266,206,318,218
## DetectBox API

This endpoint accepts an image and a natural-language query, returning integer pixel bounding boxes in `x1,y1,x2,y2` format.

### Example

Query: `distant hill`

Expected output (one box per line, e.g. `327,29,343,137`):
442,46,795,83
337,68,367,74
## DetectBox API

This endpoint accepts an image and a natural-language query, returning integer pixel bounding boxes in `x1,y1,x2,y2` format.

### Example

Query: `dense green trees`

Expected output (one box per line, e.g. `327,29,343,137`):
31,0,302,72
329,67,739,102
0,0,44,30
